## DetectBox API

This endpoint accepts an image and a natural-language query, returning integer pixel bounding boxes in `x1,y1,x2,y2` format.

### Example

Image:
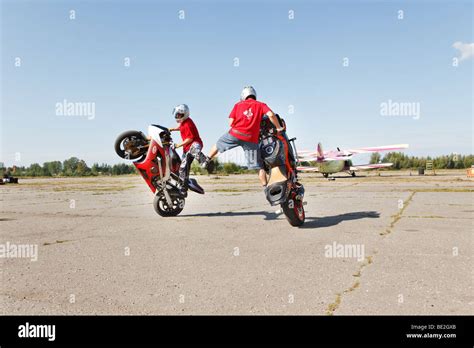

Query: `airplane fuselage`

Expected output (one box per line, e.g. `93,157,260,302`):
314,160,355,177
319,160,347,174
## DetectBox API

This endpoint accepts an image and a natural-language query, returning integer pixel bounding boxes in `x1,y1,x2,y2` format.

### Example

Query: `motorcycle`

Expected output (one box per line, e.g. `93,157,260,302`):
259,115,306,226
114,124,204,217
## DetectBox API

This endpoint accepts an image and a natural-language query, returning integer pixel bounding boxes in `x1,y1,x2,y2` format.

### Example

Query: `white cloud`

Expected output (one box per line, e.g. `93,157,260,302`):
453,41,474,61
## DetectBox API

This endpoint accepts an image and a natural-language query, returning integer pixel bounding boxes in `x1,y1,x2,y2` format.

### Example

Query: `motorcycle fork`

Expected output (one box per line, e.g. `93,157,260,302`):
156,146,173,206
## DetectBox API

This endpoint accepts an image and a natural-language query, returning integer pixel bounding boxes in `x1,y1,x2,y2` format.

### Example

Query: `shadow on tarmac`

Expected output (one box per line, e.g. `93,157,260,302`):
180,211,279,220
301,211,380,229
180,210,380,228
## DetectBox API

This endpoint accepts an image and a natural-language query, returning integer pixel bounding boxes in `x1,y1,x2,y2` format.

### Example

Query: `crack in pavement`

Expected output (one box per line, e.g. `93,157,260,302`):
325,254,374,315
380,192,416,236
325,192,416,315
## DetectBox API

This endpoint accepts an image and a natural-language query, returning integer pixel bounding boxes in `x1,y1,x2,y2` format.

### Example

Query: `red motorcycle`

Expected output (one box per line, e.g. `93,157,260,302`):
114,124,204,217
260,115,306,226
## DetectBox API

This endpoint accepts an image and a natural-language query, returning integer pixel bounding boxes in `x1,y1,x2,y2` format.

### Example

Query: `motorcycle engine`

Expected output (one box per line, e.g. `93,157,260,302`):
260,136,285,168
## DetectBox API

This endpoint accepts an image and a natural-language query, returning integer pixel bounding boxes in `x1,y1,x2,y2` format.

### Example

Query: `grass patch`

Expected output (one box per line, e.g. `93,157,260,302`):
405,215,472,220
345,280,360,293
410,188,474,193
326,255,374,314
43,239,72,246
210,188,253,193
52,185,136,193
326,293,342,315
380,192,416,236
405,215,445,219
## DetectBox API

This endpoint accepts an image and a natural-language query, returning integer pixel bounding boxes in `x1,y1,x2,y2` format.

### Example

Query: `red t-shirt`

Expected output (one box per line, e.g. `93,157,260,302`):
179,118,203,152
228,99,271,143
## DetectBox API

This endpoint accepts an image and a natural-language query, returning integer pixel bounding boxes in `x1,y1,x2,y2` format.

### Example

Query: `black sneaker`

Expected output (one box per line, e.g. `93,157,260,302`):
202,158,215,174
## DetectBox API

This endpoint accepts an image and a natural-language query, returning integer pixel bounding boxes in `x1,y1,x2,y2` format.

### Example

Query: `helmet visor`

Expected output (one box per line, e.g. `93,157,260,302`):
175,113,185,120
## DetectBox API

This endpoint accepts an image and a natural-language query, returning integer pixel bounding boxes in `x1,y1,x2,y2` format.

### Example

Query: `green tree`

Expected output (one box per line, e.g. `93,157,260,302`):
369,152,381,164
190,161,204,175
222,162,241,174
111,163,135,175
75,160,91,176
27,163,43,176
43,161,62,176
63,157,80,176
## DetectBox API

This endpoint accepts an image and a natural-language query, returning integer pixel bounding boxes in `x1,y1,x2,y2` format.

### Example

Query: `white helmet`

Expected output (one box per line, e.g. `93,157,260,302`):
172,104,190,122
240,86,257,101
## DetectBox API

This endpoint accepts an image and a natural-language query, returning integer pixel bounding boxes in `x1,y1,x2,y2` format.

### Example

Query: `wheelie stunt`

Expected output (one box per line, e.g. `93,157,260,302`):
114,89,305,225
259,114,305,226
114,106,205,217
204,86,306,227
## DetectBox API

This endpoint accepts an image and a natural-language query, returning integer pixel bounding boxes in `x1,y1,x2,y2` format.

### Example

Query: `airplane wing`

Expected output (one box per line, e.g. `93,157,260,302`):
297,166,320,172
350,163,393,171
298,154,352,162
297,151,320,160
298,150,351,162
298,143,408,161
345,144,409,155
297,152,317,159
322,156,352,161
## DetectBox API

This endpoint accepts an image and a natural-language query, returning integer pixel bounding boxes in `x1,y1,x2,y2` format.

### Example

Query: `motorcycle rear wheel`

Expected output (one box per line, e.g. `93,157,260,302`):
282,192,305,227
153,194,185,217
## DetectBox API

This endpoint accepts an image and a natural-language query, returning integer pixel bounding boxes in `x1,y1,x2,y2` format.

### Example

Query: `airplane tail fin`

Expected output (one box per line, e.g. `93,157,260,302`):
317,142,324,160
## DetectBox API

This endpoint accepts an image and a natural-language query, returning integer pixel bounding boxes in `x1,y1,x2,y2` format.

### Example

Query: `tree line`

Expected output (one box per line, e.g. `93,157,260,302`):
3,157,136,177
370,152,473,169
2,152,473,177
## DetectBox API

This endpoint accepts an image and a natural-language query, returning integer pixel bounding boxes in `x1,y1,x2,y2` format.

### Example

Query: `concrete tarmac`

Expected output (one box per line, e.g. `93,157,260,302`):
1,170,472,315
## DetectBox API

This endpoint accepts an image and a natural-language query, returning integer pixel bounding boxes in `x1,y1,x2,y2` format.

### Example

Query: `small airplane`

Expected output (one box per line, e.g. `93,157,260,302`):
297,143,409,177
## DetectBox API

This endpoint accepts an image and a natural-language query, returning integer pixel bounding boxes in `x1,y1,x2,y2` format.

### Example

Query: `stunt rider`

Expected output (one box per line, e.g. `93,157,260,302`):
169,104,207,197
202,86,283,189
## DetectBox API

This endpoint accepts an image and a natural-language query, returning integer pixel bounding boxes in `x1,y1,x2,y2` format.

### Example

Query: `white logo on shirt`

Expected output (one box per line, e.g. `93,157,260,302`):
243,108,253,119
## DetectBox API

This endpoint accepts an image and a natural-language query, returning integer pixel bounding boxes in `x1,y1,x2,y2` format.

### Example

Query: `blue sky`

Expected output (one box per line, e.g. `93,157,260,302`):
1,0,473,166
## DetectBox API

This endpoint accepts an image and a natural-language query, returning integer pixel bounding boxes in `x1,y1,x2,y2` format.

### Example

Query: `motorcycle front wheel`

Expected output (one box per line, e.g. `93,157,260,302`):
153,193,185,217
282,191,305,227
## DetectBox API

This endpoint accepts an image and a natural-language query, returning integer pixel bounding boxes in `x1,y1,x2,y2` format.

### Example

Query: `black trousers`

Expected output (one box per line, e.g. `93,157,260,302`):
179,142,207,186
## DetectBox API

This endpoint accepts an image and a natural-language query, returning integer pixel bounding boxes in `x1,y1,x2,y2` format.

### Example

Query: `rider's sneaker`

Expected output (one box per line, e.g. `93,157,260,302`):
201,158,215,174
201,157,210,168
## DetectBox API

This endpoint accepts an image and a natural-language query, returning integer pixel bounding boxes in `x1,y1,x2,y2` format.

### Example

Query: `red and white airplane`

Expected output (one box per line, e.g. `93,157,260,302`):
297,143,409,177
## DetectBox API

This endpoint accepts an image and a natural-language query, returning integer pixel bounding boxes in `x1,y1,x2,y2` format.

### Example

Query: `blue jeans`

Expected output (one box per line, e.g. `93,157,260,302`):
216,132,263,169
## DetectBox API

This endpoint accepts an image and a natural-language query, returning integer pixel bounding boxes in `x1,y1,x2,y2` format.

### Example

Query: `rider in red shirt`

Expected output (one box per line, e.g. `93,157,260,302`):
203,86,283,188
228,98,271,143
175,117,203,152
170,104,206,197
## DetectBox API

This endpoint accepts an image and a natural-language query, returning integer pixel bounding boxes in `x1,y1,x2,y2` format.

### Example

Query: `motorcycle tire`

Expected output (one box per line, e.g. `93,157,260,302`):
114,130,147,160
153,194,185,217
282,192,305,227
